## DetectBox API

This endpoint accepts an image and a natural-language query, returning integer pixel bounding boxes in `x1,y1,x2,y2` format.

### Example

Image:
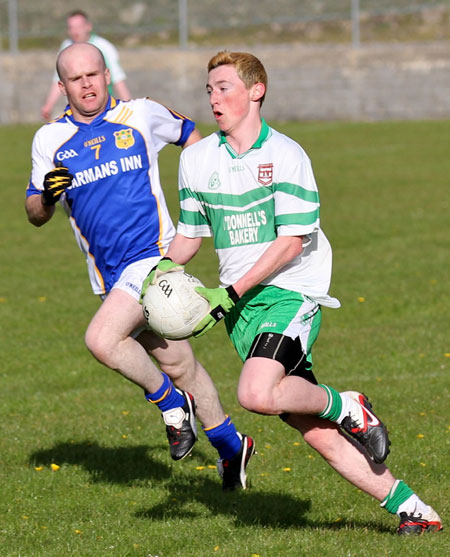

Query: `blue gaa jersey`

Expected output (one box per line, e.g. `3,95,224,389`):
27,97,195,295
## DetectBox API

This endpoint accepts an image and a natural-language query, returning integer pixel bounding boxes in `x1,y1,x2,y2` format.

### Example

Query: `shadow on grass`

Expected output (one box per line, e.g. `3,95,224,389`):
29,440,171,484
136,476,311,528
28,441,393,532
135,476,392,532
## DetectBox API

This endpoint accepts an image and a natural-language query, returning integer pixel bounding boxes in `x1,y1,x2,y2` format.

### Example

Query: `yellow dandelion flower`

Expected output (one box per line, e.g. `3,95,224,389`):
121,410,129,415
260,473,268,477
419,353,425,358
0,297,6,303
74,529,82,534
265,444,271,449
357,296,365,303
334,517,343,523
444,353,450,358
22,515,29,519
420,462,427,467
38,296,46,302
122,434,128,439
308,454,314,459
34,466,43,471
283,467,291,472
293,442,300,446
50,463,60,471
214,546,220,552
417,434,424,439
208,465,217,469
41,526,48,529
419,412,426,416
196,466,205,471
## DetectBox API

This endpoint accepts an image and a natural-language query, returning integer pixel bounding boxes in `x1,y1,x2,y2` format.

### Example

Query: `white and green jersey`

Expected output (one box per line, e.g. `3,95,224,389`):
53,34,126,86
177,119,340,308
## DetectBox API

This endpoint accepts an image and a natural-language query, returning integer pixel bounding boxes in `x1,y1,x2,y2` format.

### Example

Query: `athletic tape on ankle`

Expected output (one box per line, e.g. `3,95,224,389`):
380,480,414,514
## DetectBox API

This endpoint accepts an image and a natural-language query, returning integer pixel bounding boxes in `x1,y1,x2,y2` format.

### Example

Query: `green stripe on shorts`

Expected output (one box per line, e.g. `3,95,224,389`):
225,285,322,362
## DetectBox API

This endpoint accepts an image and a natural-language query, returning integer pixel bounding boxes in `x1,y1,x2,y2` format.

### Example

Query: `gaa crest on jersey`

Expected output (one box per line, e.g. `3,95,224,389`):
113,128,135,150
258,163,273,186
208,171,221,190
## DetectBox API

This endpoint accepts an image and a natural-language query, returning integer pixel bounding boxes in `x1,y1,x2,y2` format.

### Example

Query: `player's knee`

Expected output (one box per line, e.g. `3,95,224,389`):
84,326,112,365
237,384,277,415
84,328,102,359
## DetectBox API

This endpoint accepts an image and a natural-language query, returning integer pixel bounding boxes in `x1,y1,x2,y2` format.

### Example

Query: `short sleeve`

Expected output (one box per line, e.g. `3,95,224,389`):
273,146,320,237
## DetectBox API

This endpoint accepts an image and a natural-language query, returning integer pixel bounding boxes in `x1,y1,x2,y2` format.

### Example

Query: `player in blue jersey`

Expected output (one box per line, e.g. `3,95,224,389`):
25,42,253,489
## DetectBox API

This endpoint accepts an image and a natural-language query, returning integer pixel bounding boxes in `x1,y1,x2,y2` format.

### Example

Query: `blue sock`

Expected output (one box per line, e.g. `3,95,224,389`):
144,372,185,412
204,416,242,460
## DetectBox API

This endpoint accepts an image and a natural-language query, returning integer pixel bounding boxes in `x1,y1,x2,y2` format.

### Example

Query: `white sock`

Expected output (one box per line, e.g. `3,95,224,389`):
336,392,358,424
397,494,431,517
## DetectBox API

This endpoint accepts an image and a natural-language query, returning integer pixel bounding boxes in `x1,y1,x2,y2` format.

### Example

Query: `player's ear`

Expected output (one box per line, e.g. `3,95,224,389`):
105,68,111,86
250,83,265,103
58,80,67,96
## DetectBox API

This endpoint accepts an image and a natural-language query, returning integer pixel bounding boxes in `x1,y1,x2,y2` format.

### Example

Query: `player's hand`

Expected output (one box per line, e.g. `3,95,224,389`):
139,257,184,304
42,163,73,206
193,285,240,337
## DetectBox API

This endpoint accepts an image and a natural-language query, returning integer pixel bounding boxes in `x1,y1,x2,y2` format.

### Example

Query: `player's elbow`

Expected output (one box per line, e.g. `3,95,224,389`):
27,213,45,227
289,236,304,258
25,196,53,226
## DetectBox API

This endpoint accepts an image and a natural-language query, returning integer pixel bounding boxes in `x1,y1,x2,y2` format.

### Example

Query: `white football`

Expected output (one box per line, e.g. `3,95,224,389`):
142,271,210,340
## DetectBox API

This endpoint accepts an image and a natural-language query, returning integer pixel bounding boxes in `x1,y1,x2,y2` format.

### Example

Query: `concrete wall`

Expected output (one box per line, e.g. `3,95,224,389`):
1,42,449,124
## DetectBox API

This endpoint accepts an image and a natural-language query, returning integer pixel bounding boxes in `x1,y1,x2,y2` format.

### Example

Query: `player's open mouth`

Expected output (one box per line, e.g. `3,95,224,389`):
213,110,223,120
84,93,96,99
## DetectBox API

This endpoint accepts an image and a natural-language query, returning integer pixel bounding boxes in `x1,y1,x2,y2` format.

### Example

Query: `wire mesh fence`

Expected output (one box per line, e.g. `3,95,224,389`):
0,0,449,51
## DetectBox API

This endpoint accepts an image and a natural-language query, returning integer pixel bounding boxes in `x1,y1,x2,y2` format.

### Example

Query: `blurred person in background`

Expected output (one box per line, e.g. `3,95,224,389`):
41,10,131,120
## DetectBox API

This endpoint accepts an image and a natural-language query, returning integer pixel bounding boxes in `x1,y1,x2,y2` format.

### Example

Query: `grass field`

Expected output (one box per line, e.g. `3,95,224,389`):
0,120,448,556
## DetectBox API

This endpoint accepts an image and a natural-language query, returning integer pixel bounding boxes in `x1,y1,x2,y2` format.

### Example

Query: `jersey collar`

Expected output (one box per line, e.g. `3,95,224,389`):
63,96,118,126
218,118,270,158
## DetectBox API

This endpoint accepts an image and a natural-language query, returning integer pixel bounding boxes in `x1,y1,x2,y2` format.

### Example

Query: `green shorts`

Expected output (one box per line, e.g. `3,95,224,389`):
225,285,322,363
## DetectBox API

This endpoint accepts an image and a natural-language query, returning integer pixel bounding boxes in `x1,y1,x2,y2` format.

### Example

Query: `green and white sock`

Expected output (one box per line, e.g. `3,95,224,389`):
317,384,341,421
317,384,354,424
379,479,430,516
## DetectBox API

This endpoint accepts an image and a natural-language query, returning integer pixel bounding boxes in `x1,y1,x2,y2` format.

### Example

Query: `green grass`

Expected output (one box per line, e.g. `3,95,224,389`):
0,121,448,556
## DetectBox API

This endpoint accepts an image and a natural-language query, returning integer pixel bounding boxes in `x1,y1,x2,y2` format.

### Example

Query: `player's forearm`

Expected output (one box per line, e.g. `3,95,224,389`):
25,194,54,226
233,235,304,297
183,128,202,148
46,82,61,105
166,234,202,265
113,80,131,101
41,83,62,119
